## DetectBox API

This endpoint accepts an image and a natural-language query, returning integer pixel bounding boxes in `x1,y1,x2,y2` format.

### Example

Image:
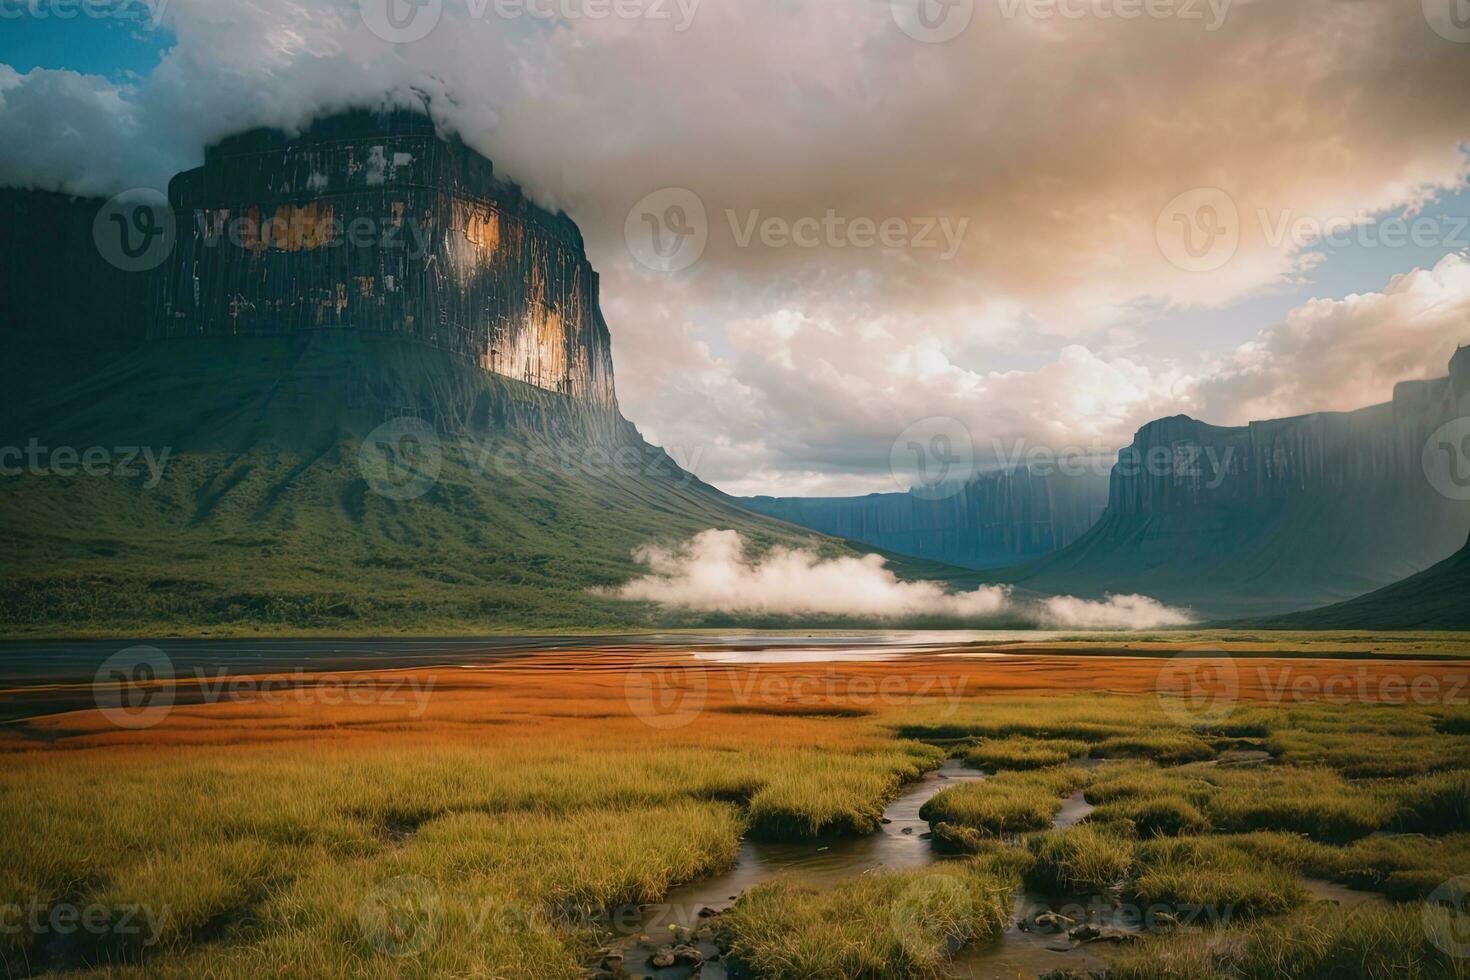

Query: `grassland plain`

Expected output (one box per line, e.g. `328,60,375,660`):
1,643,1469,979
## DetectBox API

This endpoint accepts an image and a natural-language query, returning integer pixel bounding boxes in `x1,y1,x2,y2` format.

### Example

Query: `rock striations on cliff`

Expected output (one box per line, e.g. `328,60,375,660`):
155,110,617,411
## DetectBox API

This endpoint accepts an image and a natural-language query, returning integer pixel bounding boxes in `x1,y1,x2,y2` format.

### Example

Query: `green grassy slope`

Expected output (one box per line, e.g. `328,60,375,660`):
0,333,879,636
1235,533,1470,630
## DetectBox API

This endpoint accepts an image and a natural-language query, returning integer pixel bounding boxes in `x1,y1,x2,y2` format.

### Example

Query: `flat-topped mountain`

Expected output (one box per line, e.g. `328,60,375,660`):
0,109,888,635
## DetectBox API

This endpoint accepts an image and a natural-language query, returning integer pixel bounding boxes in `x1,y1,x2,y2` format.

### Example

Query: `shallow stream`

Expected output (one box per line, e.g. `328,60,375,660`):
592,751,1392,980
595,760,1129,979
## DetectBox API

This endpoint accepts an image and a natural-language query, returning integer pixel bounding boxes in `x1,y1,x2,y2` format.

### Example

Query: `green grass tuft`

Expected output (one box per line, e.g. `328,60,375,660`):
718,861,1015,979
962,736,1091,771
1026,824,1135,892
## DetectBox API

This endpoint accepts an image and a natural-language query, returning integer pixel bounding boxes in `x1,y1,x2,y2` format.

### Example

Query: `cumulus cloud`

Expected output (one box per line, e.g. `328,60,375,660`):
3,0,1468,495
606,529,1192,629
1195,252,1470,423
5,0,1467,309
1038,594,1195,630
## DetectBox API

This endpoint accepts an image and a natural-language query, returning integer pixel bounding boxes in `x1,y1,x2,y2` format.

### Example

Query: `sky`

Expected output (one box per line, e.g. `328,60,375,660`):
2,0,1469,497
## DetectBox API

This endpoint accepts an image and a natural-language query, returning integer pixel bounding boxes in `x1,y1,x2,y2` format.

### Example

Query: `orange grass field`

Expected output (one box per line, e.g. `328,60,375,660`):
3,641,1469,979
7,644,1470,754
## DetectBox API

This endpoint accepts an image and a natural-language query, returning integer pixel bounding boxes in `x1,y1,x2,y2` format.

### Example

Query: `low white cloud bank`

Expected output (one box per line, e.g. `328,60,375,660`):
608,529,1012,618
606,530,1192,629
1038,593,1194,630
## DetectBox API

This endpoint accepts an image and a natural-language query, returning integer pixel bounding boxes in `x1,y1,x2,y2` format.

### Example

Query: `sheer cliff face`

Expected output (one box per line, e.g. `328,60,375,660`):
155,110,617,410
1110,365,1467,513
1108,402,1401,515
1010,354,1470,618
744,467,1109,570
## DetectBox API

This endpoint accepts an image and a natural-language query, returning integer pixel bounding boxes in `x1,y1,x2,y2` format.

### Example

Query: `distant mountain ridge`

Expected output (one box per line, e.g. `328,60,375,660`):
985,351,1470,618
741,466,1108,569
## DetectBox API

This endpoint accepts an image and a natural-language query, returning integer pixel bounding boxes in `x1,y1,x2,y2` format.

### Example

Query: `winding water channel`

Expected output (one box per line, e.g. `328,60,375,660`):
596,759,1125,979
592,753,1388,980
